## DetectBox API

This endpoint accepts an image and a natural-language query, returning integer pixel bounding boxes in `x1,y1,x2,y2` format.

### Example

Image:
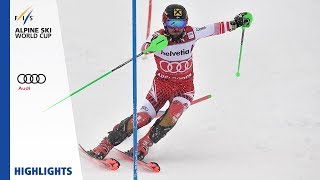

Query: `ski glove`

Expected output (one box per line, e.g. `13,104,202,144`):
233,12,253,28
143,34,168,54
141,33,160,54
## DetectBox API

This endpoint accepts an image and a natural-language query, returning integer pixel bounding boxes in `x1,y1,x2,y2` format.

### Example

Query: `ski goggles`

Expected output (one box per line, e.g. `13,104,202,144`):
165,19,187,29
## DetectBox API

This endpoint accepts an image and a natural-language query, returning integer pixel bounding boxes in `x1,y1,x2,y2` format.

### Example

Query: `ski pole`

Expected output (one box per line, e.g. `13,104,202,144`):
156,94,212,117
44,52,143,111
235,12,253,77
44,35,168,111
235,27,245,77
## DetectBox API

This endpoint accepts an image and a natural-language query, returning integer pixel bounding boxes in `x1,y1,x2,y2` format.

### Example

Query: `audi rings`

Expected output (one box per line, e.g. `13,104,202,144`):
17,74,46,84
159,59,193,73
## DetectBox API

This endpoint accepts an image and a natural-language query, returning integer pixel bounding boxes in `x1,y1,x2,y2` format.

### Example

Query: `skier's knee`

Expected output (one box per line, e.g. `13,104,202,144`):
148,99,189,143
125,112,152,133
140,99,157,118
138,112,152,128
159,100,186,126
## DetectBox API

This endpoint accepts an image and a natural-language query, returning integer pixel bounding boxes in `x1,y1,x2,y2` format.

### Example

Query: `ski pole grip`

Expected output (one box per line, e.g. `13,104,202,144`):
143,35,168,54
241,12,253,29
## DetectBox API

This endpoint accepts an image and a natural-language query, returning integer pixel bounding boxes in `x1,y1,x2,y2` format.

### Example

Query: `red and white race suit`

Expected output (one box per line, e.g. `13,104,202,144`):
140,21,233,118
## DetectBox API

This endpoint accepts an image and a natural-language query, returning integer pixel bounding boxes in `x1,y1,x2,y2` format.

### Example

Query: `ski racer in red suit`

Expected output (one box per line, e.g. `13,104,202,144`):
88,4,252,160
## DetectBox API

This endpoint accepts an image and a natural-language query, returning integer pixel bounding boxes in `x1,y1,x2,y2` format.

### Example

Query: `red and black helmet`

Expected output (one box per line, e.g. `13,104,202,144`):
162,4,188,27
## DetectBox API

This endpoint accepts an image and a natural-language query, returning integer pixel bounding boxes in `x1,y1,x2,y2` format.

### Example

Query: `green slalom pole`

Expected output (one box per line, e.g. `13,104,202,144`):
44,35,168,111
235,26,245,77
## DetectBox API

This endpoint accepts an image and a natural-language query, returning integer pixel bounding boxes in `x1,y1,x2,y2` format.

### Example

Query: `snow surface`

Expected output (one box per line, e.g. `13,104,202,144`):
56,0,320,179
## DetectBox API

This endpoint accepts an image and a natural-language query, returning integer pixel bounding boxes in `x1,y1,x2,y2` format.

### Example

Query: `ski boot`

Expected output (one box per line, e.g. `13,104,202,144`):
128,134,153,161
87,137,114,160
128,145,149,161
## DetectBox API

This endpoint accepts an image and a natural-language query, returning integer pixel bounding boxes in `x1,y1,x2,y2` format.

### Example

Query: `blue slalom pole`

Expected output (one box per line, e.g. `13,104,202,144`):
132,0,138,179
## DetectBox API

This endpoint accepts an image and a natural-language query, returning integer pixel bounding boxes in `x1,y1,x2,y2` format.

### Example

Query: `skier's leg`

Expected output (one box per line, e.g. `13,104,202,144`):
108,90,168,144
89,78,168,160
88,111,152,160
133,97,192,160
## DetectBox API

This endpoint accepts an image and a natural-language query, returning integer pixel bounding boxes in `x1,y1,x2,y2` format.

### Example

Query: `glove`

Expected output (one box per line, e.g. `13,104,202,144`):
141,33,160,54
143,34,168,54
150,33,160,42
233,12,253,28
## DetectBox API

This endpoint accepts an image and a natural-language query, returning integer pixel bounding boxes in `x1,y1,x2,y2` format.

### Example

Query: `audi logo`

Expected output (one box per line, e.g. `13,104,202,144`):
17,74,46,84
159,59,193,73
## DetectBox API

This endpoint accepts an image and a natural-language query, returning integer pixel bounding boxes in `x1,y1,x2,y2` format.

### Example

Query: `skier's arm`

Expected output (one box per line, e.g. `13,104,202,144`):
193,22,233,40
141,32,161,53
194,12,252,40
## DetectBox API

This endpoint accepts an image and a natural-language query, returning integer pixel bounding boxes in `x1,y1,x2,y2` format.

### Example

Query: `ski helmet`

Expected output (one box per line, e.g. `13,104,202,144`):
162,4,188,27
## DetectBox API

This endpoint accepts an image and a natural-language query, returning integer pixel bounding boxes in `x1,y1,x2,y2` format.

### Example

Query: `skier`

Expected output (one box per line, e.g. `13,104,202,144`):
88,4,252,160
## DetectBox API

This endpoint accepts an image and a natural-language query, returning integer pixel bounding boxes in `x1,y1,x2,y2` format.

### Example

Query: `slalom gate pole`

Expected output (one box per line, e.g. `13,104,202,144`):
132,0,138,179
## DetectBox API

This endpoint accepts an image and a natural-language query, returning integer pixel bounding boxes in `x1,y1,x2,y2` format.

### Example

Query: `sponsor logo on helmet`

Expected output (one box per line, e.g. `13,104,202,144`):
174,8,183,17
160,49,190,56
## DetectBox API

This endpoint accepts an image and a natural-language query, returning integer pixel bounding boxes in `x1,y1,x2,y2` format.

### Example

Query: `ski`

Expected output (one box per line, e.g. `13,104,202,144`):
78,95,211,172
114,148,160,172
78,144,120,171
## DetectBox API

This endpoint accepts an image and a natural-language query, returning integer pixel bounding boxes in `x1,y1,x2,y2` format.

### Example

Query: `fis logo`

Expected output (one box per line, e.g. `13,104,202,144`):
15,6,34,25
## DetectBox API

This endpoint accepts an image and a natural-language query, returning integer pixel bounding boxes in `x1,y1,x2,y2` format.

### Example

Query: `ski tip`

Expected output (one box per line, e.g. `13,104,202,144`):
105,158,120,171
78,144,84,151
146,162,160,172
207,94,212,99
